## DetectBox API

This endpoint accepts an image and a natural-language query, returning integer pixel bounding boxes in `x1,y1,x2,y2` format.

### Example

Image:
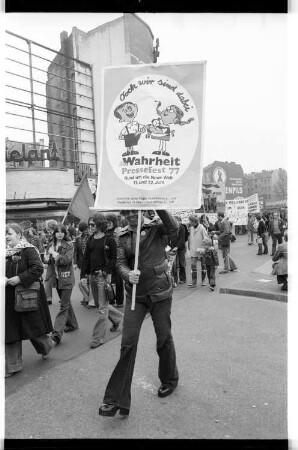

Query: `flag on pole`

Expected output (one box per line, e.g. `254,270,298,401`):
63,173,94,222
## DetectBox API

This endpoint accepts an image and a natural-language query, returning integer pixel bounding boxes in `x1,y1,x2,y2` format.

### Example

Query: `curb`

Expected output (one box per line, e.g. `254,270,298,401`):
219,287,288,303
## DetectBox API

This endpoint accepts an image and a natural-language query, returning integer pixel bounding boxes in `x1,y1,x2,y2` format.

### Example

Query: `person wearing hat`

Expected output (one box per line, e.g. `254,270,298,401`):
81,212,123,348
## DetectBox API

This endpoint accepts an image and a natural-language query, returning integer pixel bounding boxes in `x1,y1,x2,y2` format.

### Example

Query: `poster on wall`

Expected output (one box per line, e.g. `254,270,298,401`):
93,61,206,210
225,198,248,225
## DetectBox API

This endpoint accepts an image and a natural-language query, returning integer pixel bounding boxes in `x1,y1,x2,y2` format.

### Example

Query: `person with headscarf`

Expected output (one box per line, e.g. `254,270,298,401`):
5,223,53,378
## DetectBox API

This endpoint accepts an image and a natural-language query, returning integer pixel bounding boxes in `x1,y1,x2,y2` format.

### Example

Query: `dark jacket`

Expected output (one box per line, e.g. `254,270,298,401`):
80,234,117,278
217,218,231,247
5,247,53,344
204,248,219,267
116,210,178,302
73,231,89,269
257,219,266,236
182,223,189,242
268,218,284,236
168,224,186,250
46,240,75,290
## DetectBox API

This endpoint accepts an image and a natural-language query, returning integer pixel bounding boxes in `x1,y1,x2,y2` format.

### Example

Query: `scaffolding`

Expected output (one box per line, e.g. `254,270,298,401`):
5,30,97,183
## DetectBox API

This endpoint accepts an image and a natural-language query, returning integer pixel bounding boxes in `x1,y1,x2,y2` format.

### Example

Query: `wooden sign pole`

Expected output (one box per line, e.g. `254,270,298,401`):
131,210,142,310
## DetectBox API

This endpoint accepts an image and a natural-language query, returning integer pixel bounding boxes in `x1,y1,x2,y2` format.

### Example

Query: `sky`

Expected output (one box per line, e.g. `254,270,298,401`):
3,12,288,174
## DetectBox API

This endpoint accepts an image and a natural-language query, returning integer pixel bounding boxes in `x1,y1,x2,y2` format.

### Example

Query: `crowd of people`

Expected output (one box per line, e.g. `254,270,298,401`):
5,208,288,413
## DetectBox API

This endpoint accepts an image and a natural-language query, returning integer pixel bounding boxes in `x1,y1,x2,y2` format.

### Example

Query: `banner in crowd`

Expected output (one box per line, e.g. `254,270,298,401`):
225,198,248,225
169,210,218,224
246,193,260,213
93,61,206,210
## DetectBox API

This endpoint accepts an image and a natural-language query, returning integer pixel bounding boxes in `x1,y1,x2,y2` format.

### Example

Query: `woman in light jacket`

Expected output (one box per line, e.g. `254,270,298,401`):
45,224,78,344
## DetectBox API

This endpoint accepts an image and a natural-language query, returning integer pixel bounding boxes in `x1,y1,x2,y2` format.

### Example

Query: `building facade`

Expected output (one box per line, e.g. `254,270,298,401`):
243,168,287,210
202,161,245,213
6,14,157,225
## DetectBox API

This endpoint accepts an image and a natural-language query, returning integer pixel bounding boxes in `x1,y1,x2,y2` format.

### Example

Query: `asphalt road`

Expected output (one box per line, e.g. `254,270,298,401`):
4,235,288,441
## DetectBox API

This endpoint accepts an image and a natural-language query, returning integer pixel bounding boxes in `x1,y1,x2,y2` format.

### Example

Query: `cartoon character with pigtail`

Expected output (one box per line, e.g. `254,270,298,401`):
146,101,194,156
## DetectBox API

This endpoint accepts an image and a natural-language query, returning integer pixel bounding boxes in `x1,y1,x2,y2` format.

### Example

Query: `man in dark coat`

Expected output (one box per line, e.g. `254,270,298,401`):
216,212,237,273
256,214,268,255
268,211,284,256
98,210,179,417
170,215,187,284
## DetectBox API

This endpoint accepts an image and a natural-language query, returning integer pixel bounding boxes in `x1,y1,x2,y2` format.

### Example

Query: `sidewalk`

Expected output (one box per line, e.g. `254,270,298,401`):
206,234,288,303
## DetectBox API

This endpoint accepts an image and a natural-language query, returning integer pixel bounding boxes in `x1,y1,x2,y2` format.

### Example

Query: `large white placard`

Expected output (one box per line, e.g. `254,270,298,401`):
94,61,206,210
225,198,248,225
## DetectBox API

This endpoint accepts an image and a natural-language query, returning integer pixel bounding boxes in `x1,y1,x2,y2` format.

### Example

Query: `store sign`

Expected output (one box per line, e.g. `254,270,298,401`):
94,61,206,210
6,210,65,220
6,141,60,162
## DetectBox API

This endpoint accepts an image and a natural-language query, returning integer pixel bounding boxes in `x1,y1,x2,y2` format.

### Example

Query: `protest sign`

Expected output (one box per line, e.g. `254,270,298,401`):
246,193,260,213
93,61,206,210
225,198,248,225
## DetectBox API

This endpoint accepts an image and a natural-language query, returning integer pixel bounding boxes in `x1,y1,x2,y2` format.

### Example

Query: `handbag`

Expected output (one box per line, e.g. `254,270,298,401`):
14,281,40,312
104,282,116,303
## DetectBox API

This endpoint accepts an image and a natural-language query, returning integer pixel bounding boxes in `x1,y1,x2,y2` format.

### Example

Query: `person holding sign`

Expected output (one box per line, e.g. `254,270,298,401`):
98,210,179,417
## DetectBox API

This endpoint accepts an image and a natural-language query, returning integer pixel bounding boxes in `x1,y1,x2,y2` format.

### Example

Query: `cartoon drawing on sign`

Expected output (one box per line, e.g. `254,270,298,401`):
106,73,200,191
114,102,146,157
145,101,194,156
145,118,175,156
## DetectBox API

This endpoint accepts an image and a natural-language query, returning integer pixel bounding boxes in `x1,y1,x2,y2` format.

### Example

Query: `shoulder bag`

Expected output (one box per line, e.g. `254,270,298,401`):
14,261,40,312
15,281,40,312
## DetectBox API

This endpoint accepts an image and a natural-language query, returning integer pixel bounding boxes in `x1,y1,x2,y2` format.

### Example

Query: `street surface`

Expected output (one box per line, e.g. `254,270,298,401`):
4,235,288,440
